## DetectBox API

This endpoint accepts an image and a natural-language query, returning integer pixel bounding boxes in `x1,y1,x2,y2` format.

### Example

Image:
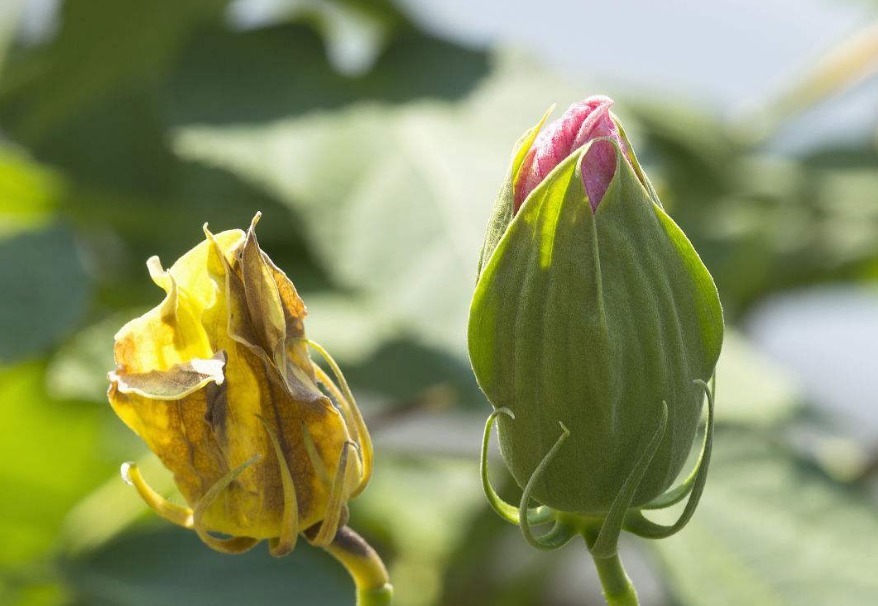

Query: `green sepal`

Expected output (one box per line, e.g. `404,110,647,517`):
468,137,723,514
623,378,716,539
612,116,663,209
590,402,667,558
480,407,553,526
477,105,555,277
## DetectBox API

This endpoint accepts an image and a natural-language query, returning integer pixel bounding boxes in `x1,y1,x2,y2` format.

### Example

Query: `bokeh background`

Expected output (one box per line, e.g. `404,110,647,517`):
2,0,878,604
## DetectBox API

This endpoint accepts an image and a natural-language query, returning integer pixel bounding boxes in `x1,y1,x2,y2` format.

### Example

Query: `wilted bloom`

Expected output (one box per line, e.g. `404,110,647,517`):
471,95,723,568
108,213,372,556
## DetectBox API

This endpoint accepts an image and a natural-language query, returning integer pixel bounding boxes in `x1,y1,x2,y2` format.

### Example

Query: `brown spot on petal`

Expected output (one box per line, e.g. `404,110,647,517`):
110,351,226,401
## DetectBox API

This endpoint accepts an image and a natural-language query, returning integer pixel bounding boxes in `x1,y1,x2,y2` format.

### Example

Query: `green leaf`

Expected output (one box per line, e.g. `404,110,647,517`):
165,23,490,126
46,313,126,402
59,454,175,558
63,527,352,606
0,0,26,79
298,293,394,364
20,87,177,194
654,429,878,606
343,338,483,408
0,363,113,568
0,225,90,362
351,457,484,606
712,330,801,426
0,0,226,142
0,146,64,236
627,101,878,313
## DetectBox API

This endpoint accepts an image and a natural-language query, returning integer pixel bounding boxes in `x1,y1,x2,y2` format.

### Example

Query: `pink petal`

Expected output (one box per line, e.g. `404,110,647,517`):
514,95,626,213
581,139,618,212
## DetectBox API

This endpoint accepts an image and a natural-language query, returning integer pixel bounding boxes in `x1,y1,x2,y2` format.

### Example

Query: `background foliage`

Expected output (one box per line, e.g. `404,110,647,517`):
2,1,878,605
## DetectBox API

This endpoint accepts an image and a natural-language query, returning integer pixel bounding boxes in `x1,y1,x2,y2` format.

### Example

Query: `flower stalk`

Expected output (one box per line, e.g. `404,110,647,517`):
321,526,393,606
583,524,639,606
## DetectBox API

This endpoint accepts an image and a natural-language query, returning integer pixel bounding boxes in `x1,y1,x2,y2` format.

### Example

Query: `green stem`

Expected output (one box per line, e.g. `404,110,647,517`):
591,552,639,606
321,526,393,606
582,527,639,606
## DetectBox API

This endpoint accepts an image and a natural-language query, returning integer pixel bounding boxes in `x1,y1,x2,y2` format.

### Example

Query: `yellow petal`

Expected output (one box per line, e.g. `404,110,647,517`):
108,378,230,508
202,341,354,538
112,229,244,374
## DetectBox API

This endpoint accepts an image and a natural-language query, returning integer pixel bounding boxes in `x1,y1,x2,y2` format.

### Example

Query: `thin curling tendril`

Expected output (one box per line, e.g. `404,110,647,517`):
519,422,573,551
480,407,553,526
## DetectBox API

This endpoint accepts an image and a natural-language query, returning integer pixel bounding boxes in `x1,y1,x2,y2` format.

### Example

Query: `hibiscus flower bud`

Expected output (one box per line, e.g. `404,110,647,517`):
108,213,373,557
471,95,723,577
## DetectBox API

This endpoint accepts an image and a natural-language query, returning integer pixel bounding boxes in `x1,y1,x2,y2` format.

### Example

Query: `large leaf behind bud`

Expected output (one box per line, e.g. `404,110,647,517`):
468,139,723,514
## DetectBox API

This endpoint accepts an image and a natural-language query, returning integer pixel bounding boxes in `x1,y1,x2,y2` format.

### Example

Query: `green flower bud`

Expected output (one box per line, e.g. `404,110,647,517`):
469,97,723,518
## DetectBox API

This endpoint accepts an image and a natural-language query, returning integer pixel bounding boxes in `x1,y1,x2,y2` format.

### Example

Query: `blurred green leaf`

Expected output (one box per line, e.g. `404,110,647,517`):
18,87,177,194
175,108,479,355
59,454,174,558
628,101,878,316
0,580,69,606
63,527,352,606
303,292,397,364
438,501,560,606
45,313,126,402
0,147,64,236
0,0,25,79
0,363,113,568
166,23,351,126
0,225,90,362
59,162,314,306
345,339,482,408
352,457,483,606
165,23,490,126
713,331,801,426
654,429,878,606
0,0,226,143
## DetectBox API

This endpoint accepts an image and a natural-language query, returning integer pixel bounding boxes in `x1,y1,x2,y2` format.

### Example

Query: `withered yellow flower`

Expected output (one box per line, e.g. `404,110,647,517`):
108,213,372,556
